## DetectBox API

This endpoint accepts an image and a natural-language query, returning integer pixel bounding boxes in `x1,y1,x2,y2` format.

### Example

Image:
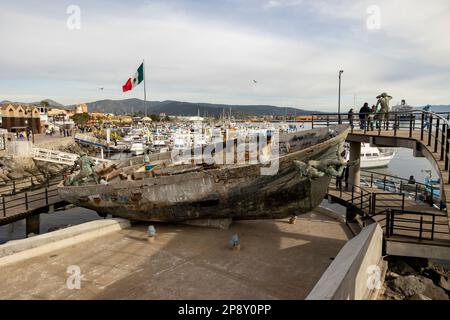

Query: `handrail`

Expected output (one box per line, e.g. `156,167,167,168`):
0,172,66,196
328,179,450,242
385,209,450,241
1,185,60,218
316,110,450,206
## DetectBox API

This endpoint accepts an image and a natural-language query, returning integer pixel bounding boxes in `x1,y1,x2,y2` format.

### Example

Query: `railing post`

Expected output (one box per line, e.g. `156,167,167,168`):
390,211,395,236
430,185,434,207
45,188,49,205
371,174,374,188
383,176,386,191
13,179,16,195
400,181,403,194
25,192,29,211
415,184,418,201
419,216,423,241
420,113,425,141
428,115,433,146
441,123,446,161
311,116,314,129
326,115,329,127
431,215,436,241
401,194,405,212
409,113,413,138
434,118,440,153
360,189,363,210
446,127,450,171
2,196,5,217
385,210,390,237
351,185,355,203
372,193,377,214
394,113,398,136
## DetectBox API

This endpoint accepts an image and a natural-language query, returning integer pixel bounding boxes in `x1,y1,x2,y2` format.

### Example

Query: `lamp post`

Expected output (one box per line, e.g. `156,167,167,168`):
338,70,344,124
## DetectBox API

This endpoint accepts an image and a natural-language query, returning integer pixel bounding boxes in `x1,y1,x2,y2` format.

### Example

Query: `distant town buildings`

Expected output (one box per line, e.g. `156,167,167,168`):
75,103,88,114
0,104,41,134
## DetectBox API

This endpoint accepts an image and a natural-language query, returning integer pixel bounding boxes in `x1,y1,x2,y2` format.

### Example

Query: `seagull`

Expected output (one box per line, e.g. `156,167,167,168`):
100,87,104,91
252,80,258,84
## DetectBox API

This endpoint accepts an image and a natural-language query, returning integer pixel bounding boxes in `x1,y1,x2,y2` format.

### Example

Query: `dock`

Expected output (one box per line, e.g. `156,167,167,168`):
311,111,450,260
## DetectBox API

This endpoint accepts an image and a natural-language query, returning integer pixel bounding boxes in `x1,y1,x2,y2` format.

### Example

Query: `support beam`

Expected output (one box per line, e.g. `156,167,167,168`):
348,141,361,189
26,214,40,236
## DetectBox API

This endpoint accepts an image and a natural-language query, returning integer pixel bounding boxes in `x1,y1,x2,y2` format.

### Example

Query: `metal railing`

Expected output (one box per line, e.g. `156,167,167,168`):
328,178,450,243
0,172,67,196
328,176,405,217
384,209,450,242
360,170,440,208
310,110,450,182
0,184,61,219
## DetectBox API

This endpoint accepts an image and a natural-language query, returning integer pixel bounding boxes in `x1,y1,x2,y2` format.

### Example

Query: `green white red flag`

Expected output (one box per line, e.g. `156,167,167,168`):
122,63,144,92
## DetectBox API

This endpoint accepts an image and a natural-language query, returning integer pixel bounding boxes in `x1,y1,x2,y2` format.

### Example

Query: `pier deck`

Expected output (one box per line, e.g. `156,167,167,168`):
350,128,450,206
0,182,67,226
327,185,450,243
0,210,350,300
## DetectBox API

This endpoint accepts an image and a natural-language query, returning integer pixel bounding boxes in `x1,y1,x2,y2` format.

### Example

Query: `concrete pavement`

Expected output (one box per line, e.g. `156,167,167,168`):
0,210,351,300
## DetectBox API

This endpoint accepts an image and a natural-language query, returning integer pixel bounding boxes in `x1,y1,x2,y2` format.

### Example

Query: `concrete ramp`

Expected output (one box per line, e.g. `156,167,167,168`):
0,218,130,267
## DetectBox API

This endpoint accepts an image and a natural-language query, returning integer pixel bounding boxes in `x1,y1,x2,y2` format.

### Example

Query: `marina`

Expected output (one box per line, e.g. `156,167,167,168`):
2,1,450,305
0,109,450,301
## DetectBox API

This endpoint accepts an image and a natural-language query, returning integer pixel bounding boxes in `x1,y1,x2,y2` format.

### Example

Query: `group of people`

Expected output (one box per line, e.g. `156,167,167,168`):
347,92,393,131
45,127,56,136
15,129,33,141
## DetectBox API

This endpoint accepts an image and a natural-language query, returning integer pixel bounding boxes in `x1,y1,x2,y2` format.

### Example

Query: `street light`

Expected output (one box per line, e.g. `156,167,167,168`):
338,70,344,124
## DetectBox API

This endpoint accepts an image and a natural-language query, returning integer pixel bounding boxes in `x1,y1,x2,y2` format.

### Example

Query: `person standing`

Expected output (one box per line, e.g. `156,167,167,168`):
422,105,431,130
359,103,371,130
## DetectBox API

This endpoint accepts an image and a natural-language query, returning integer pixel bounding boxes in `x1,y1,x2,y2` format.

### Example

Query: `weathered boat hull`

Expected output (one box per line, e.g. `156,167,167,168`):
59,125,349,222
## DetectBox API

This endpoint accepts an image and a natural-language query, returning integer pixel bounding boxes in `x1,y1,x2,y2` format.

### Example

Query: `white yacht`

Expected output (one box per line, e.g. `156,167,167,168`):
346,143,396,169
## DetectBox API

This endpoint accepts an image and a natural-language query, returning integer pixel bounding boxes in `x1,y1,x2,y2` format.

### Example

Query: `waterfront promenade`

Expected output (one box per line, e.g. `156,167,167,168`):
0,210,350,299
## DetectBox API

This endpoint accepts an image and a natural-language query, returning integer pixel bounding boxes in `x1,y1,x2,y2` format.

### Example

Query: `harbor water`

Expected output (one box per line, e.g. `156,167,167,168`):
0,145,437,244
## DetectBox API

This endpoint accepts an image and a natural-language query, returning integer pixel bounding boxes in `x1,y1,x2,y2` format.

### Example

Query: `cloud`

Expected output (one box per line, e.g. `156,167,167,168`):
263,0,303,10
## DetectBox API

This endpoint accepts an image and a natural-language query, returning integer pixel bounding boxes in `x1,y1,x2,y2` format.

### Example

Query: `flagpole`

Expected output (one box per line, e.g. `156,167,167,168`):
143,59,147,117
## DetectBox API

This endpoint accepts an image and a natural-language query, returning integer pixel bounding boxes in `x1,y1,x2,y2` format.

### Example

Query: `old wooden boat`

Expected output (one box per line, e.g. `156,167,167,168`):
58,125,349,222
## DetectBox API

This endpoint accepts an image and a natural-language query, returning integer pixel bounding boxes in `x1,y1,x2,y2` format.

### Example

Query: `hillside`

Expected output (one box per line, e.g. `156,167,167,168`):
68,99,320,117
0,99,65,108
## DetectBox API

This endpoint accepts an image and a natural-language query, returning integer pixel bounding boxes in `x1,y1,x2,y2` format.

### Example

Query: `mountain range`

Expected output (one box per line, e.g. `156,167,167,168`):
2,98,450,117
0,99,65,108
70,99,323,117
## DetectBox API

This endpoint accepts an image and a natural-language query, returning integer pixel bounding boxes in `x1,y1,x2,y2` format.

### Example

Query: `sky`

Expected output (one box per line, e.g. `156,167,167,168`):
1,0,450,111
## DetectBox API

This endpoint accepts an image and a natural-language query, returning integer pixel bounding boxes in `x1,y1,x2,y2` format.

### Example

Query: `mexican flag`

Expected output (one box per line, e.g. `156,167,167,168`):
122,63,144,92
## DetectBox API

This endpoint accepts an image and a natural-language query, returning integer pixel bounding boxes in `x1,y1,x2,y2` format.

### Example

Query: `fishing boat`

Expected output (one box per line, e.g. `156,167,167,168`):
129,142,145,156
58,125,349,222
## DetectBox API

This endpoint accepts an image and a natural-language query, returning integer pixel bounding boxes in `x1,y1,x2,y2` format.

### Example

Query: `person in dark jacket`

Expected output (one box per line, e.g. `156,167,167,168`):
359,103,371,130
